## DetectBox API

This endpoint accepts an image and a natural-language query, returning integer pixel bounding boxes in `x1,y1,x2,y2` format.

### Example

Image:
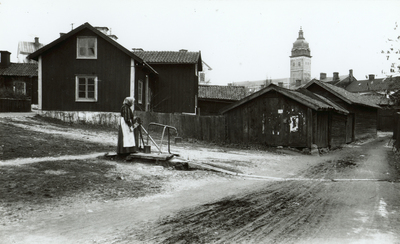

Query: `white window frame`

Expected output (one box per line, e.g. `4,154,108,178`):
13,81,26,95
77,36,97,59
138,80,143,104
75,75,98,102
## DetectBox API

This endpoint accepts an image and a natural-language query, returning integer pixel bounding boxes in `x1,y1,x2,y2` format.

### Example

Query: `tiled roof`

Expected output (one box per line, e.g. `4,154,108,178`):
0,63,38,77
198,85,247,100
304,80,380,108
132,51,200,64
345,78,400,92
360,93,392,106
296,88,349,114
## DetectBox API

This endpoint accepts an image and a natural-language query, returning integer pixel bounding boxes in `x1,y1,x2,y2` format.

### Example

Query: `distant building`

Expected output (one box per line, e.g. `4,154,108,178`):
0,50,38,103
17,37,44,63
199,61,212,84
314,69,357,89
290,27,312,88
229,27,311,92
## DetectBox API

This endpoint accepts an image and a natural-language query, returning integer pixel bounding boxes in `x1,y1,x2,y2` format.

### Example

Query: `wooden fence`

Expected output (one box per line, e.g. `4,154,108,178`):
38,110,226,143
0,98,31,112
135,111,226,143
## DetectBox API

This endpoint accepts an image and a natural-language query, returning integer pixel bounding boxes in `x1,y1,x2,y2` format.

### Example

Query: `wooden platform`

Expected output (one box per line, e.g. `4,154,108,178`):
126,152,174,161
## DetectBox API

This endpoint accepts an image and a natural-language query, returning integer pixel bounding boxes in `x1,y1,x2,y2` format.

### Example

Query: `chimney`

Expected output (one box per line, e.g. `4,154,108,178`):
95,27,109,35
320,73,326,80
348,69,354,83
333,72,339,81
368,74,375,81
60,33,66,37
296,80,302,87
278,82,284,87
34,37,39,45
0,51,11,67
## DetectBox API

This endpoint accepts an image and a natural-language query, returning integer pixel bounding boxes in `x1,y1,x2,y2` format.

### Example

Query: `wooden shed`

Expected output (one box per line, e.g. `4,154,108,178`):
303,80,380,141
221,84,349,149
197,85,247,115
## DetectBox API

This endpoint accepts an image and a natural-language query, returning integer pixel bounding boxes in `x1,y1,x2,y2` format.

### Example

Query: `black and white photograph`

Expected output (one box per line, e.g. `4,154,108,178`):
1,0,400,243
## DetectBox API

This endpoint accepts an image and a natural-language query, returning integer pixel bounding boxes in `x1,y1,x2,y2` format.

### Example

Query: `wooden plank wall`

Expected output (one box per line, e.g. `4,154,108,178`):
353,106,378,140
0,98,31,112
223,92,310,147
378,108,396,132
330,113,347,149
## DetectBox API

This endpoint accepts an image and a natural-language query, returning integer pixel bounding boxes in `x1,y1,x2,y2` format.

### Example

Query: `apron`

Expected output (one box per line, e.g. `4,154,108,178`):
120,117,136,147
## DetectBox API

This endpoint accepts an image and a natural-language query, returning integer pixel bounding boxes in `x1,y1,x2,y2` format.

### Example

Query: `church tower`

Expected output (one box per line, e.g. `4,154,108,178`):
290,27,311,88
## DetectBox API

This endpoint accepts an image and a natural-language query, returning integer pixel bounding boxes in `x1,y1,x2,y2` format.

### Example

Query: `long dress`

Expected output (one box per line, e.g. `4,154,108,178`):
117,104,138,154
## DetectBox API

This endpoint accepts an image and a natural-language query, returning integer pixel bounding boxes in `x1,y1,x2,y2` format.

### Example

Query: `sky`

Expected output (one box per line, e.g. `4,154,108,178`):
1,0,399,85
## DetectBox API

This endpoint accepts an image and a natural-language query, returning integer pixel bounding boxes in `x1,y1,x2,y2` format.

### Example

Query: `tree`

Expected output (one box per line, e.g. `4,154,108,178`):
381,22,400,74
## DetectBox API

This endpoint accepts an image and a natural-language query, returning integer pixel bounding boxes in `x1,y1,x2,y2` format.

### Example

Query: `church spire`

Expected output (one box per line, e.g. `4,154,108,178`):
291,27,311,58
298,26,304,39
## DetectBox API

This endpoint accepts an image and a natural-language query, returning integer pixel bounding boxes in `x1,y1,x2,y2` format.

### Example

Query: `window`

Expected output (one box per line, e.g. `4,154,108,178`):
199,72,205,82
13,81,26,95
137,80,143,104
75,75,98,102
77,37,97,59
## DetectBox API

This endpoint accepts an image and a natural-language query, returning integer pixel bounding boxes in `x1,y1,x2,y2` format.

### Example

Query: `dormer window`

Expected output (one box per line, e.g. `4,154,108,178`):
77,37,97,59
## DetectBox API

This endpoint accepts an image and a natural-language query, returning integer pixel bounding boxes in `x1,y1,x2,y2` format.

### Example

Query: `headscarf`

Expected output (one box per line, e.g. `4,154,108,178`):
123,97,135,107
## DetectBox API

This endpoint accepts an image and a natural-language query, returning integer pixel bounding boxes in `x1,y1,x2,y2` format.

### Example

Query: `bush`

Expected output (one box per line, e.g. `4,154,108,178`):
0,87,29,99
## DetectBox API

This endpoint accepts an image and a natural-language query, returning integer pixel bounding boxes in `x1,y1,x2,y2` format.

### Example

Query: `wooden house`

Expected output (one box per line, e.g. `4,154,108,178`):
198,85,247,115
27,22,157,112
0,50,38,104
221,84,349,149
344,74,400,132
132,49,202,114
303,80,380,141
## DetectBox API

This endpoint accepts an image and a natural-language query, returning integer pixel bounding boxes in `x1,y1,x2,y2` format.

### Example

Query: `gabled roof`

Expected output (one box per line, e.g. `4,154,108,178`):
27,22,144,64
132,50,202,71
221,83,349,114
303,80,380,108
198,85,247,101
0,63,38,77
345,78,400,93
296,88,348,114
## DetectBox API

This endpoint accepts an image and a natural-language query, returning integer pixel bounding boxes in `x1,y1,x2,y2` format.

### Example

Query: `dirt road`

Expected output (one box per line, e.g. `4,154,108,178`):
1,116,399,243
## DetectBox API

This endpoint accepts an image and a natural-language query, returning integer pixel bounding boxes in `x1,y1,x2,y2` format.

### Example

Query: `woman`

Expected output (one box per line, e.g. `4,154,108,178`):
117,97,138,155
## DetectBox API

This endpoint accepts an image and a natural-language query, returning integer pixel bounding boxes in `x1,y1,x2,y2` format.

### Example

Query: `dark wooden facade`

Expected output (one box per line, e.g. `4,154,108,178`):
305,81,378,141
222,85,349,149
132,51,203,114
150,64,198,113
28,23,156,112
198,99,235,115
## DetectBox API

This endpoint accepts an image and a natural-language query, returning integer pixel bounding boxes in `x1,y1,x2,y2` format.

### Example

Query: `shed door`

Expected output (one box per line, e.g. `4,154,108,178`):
346,113,354,143
315,113,329,148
